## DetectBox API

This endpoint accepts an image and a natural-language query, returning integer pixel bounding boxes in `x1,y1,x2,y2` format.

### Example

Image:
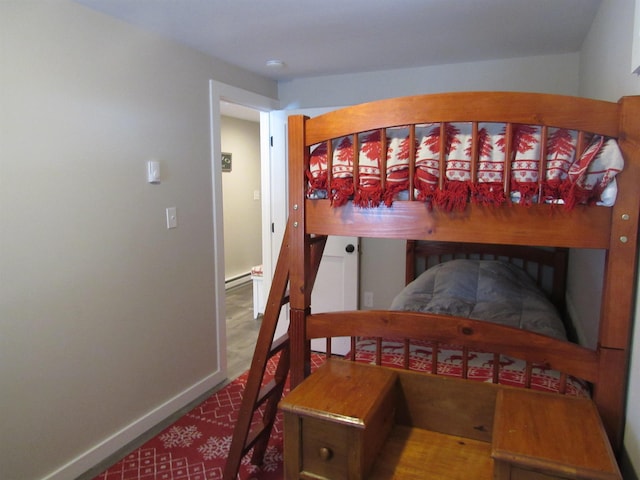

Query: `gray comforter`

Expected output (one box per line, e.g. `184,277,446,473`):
390,259,567,340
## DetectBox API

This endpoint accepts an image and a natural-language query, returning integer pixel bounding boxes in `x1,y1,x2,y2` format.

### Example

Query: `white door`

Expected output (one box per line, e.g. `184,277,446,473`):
267,108,359,351
266,110,290,341
310,236,359,355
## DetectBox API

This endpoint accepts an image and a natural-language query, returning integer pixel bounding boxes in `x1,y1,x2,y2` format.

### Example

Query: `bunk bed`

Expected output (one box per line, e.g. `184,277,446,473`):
284,91,640,465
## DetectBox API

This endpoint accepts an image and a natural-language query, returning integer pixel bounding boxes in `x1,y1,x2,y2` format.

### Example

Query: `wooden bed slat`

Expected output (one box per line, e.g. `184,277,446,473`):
432,342,439,375
503,123,513,195
461,347,469,379
351,133,359,194
403,339,410,370
538,125,548,200
491,353,500,384
379,128,387,194
470,122,479,184
559,373,568,395
409,125,416,201
524,362,533,389
326,139,333,194
438,123,447,190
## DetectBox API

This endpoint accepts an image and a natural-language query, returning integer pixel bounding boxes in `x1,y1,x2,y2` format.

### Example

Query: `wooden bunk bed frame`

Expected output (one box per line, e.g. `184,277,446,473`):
223,92,640,479
288,92,640,446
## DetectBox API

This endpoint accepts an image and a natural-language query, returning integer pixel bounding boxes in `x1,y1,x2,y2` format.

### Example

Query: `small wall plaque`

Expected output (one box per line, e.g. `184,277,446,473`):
222,152,232,172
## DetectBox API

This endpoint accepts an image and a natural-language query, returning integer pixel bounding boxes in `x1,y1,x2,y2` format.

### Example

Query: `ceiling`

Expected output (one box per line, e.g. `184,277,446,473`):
75,0,602,82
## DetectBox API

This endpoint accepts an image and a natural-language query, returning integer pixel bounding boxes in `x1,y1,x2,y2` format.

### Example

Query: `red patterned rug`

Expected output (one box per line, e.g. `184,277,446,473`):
93,341,586,480
94,353,326,480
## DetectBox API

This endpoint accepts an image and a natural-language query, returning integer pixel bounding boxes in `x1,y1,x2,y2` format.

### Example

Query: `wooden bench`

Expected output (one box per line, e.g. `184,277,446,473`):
280,360,620,480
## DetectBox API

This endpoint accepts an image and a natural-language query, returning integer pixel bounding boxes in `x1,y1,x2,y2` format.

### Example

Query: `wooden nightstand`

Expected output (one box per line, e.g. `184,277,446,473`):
280,360,397,479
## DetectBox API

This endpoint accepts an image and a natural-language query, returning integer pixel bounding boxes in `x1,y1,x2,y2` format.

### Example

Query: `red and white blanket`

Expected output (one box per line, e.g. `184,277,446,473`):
307,123,623,210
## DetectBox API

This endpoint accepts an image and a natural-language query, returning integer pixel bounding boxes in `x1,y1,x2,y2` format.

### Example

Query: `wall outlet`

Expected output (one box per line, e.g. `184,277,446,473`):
363,291,374,308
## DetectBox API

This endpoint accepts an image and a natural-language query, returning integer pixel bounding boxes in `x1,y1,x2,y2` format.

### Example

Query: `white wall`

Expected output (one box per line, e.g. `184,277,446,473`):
0,2,276,479
578,0,640,476
278,52,583,310
221,116,262,282
278,52,580,109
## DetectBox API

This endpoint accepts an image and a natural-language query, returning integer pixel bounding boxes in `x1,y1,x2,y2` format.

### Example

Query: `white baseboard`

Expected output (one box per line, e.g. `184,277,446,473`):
42,369,227,480
225,272,251,290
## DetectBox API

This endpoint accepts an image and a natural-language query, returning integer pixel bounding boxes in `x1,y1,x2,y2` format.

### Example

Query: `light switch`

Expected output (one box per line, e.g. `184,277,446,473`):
166,207,177,229
147,160,160,184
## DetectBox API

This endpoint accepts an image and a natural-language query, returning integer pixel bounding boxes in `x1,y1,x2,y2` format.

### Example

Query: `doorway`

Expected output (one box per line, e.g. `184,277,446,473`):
209,82,360,381
220,103,264,380
209,81,279,380
220,103,262,288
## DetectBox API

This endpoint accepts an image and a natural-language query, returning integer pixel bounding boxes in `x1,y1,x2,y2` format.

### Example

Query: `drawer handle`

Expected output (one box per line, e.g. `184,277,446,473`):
319,447,333,461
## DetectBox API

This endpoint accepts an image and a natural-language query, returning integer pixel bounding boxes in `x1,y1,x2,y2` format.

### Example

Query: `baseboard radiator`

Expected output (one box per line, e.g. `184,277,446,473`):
225,272,251,290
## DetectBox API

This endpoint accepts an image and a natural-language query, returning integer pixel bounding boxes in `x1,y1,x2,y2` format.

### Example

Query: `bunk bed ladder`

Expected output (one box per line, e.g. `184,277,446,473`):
223,220,328,479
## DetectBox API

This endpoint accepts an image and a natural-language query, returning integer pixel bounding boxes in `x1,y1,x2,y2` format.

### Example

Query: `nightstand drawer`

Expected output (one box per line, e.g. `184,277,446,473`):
281,360,397,479
300,416,350,478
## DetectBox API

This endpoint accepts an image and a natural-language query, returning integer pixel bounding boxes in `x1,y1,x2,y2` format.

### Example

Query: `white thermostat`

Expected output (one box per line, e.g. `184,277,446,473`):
147,160,161,184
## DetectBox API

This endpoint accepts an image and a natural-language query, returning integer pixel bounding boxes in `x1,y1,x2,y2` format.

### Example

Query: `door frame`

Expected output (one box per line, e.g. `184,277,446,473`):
209,81,279,378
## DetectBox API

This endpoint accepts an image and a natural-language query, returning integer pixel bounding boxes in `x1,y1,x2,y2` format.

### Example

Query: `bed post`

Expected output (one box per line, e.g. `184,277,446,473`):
288,115,312,388
595,96,640,452
405,240,416,284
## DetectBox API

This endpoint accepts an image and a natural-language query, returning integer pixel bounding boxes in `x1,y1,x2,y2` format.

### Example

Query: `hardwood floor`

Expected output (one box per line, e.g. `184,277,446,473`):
225,281,261,381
